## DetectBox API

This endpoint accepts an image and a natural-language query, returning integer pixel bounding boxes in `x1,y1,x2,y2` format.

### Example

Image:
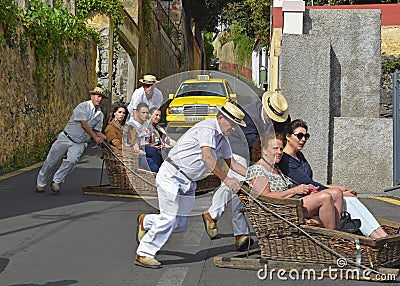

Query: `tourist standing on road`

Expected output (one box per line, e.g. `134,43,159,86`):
127,75,163,122
135,101,248,268
36,87,107,194
202,91,291,251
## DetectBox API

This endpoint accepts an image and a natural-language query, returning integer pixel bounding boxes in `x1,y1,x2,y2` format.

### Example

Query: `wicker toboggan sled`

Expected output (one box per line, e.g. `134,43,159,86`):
82,142,221,197
214,185,400,281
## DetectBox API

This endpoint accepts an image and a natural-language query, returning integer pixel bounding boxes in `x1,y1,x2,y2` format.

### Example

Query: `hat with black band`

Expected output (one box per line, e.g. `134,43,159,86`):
261,91,289,123
216,102,246,127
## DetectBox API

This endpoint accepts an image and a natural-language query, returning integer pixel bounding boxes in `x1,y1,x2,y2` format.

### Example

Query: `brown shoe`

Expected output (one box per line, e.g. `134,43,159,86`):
50,181,60,194
35,185,45,193
136,214,147,243
135,254,161,269
235,235,254,251
202,211,218,239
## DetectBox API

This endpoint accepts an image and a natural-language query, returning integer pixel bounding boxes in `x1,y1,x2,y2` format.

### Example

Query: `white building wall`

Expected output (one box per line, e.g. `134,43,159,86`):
252,50,260,87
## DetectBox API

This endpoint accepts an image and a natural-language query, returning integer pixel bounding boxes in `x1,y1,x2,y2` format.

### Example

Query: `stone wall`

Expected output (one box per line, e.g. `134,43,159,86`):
217,40,252,82
382,26,400,56
0,40,97,169
137,10,181,86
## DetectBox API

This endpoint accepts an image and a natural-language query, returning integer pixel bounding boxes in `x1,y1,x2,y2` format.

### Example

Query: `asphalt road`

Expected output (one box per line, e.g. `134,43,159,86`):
1,144,400,286
1,72,400,285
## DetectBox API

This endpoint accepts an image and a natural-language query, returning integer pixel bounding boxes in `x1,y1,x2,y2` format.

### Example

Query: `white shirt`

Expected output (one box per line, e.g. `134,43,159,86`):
128,120,153,147
64,100,104,143
127,86,163,116
167,118,232,181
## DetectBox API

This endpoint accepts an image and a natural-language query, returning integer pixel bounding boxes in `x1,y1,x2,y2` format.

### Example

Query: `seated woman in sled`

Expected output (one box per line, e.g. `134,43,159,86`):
277,119,387,238
246,132,340,229
105,103,145,155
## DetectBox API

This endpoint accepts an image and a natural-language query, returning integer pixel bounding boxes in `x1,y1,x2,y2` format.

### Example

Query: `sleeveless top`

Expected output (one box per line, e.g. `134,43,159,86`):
246,164,292,193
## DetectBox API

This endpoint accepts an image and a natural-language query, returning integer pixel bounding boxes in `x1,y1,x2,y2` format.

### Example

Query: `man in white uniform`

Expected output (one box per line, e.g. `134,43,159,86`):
135,102,248,268
203,91,290,251
36,87,107,193
127,74,163,122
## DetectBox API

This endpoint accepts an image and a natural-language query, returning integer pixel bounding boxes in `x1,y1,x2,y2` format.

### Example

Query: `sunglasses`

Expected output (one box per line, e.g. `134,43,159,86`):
292,132,310,140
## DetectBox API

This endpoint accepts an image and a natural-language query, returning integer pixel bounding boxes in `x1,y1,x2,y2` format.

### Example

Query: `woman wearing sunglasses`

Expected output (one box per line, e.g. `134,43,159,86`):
278,119,387,238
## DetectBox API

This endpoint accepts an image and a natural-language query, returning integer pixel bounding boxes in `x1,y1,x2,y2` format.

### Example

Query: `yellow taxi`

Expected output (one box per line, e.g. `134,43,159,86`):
166,75,237,127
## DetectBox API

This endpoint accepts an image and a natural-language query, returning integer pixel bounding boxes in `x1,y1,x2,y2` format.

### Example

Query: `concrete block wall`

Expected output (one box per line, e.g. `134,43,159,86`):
304,9,381,118
280,34,331,183
332,118,393,193
280,9,390,193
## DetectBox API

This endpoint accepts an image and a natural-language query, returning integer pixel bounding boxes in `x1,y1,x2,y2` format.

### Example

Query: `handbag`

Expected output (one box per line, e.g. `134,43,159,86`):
334,211,362,235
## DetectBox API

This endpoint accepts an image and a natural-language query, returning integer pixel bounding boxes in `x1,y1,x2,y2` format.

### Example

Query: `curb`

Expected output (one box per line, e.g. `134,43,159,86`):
0,162,43,181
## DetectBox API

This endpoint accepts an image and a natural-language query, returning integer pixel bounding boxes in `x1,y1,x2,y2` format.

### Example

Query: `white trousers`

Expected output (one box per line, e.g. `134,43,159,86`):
136,163,196,258
208,154,249,236
37,132,86,187
343,197,381,237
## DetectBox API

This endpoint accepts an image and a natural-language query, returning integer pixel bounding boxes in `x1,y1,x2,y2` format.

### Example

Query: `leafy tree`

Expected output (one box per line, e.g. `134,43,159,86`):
204,32,215,65
220,0,270,46
183,0,232,32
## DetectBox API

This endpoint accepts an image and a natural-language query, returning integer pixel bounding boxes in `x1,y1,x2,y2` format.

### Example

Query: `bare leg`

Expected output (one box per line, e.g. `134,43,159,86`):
303,192,336,229
322,188,344,224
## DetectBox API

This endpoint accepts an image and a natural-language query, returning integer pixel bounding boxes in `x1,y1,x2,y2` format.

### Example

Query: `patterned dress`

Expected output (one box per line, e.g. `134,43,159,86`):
246,164,292,193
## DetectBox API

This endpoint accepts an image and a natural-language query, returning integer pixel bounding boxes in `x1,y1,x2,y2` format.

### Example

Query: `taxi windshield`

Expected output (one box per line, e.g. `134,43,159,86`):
175,82,226,98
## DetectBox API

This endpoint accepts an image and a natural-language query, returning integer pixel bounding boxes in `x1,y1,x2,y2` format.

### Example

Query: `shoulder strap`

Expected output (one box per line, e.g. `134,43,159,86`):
274,165,301,186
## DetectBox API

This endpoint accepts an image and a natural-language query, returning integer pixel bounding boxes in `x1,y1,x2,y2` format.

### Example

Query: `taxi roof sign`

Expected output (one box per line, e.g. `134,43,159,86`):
197,74,210,81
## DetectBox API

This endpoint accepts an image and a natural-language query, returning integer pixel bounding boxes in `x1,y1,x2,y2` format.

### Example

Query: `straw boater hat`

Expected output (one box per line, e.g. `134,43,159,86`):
90,87,108,98
139,75,160,85
261,91,289,123
217,101,246,127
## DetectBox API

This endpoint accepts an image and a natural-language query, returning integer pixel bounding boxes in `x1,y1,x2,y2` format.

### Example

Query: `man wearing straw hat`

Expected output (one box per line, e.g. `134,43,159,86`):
127,74,163,122
202,91,291,251
135,101,248,268
35,87,108,194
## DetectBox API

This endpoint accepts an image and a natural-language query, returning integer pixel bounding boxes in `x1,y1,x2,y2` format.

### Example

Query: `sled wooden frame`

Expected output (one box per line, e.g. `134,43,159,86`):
213,186,400,281
83,142,221,197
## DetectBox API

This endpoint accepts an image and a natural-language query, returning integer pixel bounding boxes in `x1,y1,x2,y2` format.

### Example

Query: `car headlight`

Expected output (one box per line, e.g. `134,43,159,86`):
208,106,218,114
168,106,184,114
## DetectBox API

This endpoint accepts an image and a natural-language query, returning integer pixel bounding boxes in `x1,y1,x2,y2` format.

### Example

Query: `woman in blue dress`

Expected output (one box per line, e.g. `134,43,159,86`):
278,119,387,238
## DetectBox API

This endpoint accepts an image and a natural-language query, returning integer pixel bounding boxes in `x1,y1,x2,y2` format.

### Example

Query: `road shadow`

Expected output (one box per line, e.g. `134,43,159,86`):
0,257,9,274
9,280,78,286
0,143,148,220
158,242,259,265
